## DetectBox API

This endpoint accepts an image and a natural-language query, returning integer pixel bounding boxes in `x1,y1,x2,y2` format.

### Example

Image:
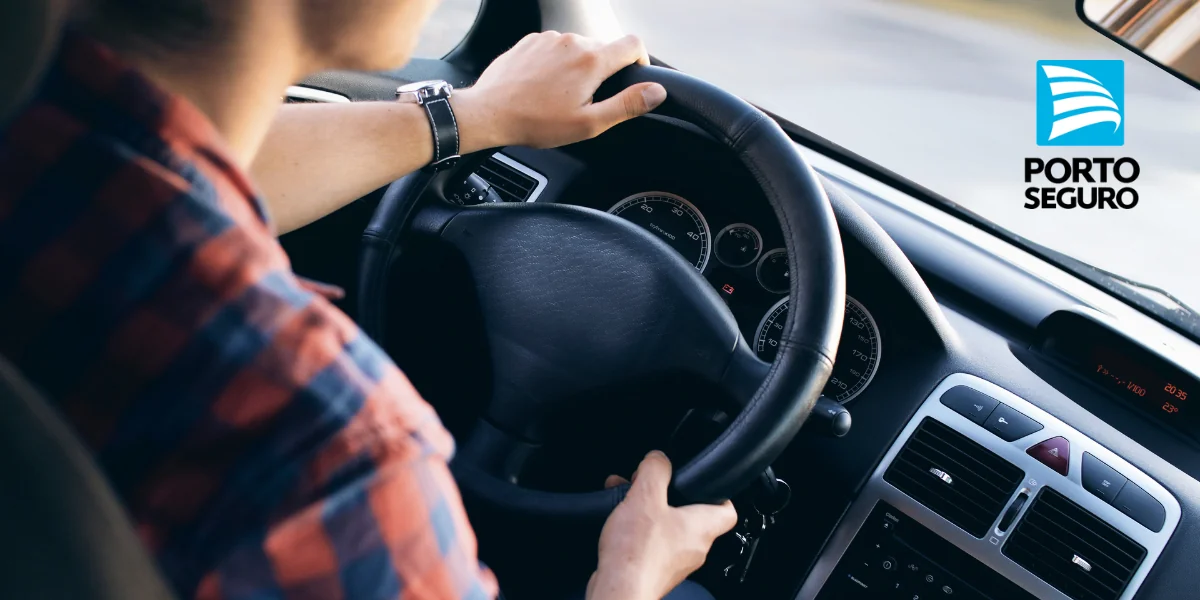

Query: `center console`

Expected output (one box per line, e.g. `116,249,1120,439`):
796,373,1180,600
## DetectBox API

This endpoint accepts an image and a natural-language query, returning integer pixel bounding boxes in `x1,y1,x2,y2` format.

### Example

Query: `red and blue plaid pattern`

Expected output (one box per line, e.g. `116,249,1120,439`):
0,34,497,600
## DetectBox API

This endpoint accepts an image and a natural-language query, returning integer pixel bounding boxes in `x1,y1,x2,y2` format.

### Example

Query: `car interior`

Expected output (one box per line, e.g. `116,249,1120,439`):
4,1,1200,600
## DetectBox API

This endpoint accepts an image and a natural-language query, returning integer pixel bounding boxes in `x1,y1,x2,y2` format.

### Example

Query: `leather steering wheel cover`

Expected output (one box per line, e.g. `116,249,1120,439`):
596,66,844,501
358,64,844,516
358,170,435,342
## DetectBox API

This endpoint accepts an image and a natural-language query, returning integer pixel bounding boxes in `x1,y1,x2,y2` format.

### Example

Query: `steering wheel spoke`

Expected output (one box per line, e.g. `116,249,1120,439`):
359,64,845,519
455,418,540,483
718,341,773,409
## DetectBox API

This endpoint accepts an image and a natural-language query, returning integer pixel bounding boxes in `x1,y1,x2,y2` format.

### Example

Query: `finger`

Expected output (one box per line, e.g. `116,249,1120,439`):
629,450,672,502
598,34,650,75
586,82,667,132
678,500,740,538
604,474,630,489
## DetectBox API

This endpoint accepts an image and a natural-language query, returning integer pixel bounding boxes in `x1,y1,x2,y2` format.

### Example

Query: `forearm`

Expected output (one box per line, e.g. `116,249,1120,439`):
252,93,497,234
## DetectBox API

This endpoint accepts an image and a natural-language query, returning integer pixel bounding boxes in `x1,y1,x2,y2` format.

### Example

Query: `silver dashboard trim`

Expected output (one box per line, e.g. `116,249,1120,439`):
795,373,1181,600
284,85,351,103
489,153,549,203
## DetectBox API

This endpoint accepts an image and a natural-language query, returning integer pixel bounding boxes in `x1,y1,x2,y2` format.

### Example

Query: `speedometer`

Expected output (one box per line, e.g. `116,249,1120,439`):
609,192,711,272
754,295,881,403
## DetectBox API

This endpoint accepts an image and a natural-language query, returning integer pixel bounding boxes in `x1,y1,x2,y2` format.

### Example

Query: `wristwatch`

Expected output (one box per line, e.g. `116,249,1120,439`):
396,80,460,171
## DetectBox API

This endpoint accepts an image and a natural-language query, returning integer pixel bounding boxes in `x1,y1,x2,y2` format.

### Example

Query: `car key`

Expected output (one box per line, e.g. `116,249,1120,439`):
724,511,772,580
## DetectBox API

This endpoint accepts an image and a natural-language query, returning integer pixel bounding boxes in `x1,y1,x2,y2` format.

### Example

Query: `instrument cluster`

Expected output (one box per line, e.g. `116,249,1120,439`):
608,190,882,404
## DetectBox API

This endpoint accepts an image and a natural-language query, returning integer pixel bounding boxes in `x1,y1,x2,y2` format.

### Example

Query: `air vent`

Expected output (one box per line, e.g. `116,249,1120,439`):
475,154,544,202
1003,488,1146,600
884,417,1024,537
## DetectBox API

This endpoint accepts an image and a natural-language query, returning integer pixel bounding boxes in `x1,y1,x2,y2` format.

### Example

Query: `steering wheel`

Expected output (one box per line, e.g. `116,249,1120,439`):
357,65,845,521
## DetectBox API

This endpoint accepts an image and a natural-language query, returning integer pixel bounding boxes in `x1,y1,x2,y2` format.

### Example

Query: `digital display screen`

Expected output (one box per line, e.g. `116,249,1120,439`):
1040,312,1200,443
1090,345,1192,427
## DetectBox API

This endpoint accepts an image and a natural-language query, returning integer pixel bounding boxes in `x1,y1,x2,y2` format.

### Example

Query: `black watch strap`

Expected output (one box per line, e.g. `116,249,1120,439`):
423,97,460,172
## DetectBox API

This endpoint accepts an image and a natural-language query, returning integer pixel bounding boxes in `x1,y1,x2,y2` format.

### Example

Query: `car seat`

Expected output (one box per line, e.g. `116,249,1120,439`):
0,1,177,598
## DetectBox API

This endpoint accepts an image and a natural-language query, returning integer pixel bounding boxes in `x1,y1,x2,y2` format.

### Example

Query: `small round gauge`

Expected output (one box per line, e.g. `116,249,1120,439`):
609,192,711,271
754,295,881,404
755,249,789,294
714,223,763,268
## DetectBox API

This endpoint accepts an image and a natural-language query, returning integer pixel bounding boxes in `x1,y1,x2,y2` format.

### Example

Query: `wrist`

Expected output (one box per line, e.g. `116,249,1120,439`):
449,87,510,153
587,565,656,600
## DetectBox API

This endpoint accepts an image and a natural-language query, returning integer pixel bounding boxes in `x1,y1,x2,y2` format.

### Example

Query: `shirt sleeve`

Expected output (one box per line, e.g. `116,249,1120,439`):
186,287,498,600
172,255,497,599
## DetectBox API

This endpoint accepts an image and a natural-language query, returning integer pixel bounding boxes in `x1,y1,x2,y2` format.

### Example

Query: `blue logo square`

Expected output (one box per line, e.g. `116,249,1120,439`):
1036,60,1124,146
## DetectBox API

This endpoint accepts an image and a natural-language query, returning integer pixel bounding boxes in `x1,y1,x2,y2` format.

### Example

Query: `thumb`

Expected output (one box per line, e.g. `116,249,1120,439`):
588,82,667,130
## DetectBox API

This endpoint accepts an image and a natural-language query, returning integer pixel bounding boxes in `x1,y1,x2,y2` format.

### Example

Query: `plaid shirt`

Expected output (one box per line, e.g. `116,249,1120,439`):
0,34,497,600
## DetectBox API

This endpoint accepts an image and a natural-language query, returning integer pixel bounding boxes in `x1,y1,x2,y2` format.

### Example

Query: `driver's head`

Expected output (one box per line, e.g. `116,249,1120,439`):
79,0,443,73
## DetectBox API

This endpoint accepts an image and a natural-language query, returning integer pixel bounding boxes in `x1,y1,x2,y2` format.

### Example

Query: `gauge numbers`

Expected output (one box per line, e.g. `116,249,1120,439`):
755,295,881,403
609,192,711,272
714,223,763,268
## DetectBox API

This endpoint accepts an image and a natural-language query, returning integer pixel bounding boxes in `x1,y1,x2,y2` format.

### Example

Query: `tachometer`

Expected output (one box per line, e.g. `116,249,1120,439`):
609,192,711,271
754,295,881,403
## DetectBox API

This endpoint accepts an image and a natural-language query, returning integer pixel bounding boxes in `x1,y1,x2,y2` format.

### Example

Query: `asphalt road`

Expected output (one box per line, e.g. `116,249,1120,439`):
419,0,1200,309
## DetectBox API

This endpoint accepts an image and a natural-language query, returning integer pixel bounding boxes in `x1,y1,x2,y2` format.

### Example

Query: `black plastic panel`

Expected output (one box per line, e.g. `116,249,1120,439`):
816,500,1037,600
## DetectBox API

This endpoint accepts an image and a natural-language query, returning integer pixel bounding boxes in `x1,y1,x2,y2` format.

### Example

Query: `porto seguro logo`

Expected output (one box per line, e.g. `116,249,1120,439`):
1025,60,1139,209
1037,60,1123,146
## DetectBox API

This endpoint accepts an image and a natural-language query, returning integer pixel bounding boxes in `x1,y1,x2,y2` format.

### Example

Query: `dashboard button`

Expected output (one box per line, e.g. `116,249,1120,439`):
1081,452,1127,503
983,403,1043,441
1026,437,1070,475
1113,481,1166,532
939,386,999,424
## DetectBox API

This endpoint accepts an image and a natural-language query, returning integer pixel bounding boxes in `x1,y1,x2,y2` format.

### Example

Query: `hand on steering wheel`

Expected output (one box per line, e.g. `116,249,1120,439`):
588,451,737,600
359,64,844,520
453,32,668,152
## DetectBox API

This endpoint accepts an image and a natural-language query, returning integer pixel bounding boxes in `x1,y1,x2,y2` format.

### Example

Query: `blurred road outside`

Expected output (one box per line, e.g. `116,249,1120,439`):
418,0,1200,310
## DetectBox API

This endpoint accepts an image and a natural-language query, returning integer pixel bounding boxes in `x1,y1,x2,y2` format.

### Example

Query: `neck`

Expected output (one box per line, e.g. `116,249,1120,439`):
86,14,309,167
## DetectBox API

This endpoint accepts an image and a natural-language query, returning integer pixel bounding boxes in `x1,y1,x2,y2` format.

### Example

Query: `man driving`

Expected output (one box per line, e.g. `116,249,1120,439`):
0,0,737,599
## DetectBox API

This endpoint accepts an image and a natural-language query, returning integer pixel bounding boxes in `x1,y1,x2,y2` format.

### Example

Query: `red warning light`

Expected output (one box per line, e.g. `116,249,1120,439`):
721,284,735,295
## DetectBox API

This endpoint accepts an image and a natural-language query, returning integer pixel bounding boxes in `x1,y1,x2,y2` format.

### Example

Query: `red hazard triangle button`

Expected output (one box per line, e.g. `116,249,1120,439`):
1027,436,1070,475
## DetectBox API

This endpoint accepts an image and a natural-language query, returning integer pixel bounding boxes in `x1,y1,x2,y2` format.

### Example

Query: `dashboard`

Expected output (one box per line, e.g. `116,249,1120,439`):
446,112,1200,600
283,76,1200,600
527,117,893,409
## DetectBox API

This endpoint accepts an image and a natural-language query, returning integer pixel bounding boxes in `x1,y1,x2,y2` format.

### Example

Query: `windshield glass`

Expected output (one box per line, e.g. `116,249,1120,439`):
612,0,1200,309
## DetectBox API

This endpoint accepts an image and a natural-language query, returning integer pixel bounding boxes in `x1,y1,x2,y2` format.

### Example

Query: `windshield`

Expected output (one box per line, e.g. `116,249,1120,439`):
612,0,1200,310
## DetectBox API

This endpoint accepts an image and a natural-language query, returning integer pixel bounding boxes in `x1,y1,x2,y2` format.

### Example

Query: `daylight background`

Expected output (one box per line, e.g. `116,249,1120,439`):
416,0,1200,310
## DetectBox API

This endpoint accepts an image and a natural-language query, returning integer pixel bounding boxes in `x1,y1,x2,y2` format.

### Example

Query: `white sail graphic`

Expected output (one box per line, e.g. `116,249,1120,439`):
1042,65,1122,140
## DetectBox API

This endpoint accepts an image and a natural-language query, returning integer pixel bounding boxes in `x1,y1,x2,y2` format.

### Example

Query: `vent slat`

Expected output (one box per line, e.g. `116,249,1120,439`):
916,429,1020,486
1004,488,1146,600
886,469,993,532
1025,505,1141,568
475,157,540,202
1020,518,1125,590
1037,493,1143,566
1004,543,1109,600
884,417,1024,538
891,457,1002,516
903,441,1014,502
